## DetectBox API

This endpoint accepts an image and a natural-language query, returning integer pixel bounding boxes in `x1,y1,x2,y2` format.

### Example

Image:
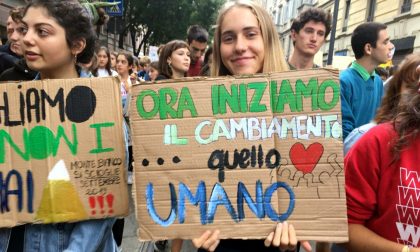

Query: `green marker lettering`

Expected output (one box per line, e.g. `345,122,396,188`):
52,124,78,155
177,87,197,118
275,80,297,113
0,129,29,163
295,78,319,111
211,85,219,115
89,122,114,153
318,80,339,111
248,82,267,113
159,87,178,119
218,84,239,114
136,90,159,119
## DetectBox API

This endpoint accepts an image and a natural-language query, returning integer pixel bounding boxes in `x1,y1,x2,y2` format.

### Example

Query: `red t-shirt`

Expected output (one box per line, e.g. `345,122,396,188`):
346,123,420,247
187,58,203,77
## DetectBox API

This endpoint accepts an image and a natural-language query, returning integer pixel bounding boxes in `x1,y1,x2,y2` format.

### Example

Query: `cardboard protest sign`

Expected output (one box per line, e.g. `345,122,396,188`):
0,77,128,227
131,69,347,242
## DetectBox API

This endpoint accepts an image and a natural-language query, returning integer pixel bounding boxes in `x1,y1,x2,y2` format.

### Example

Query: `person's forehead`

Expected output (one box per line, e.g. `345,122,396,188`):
302,20,326,31
377,29,389,39
190,40,207,49
7,16,16,27
221,7,260,34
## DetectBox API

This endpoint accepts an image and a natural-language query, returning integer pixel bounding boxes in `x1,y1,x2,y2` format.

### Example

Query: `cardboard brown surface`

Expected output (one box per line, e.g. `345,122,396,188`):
131,69,348,242
0,77,128,227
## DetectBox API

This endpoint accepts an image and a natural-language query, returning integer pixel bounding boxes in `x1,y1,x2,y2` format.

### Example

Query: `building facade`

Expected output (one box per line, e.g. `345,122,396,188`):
265,0,420,67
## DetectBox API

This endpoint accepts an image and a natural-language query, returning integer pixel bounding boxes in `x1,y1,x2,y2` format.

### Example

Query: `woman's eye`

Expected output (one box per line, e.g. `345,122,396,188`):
222,35,234,43
246,31,258,38
38,29,49,37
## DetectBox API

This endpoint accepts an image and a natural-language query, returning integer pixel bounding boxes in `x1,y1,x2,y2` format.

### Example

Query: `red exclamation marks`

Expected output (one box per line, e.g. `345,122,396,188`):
89,196,96,215
97,195,105,214
88,194,115,215
106,194,114,214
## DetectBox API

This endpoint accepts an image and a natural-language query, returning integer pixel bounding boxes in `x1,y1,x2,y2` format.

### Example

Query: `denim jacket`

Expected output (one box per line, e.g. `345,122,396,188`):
0,218,117,252
0,70,119,252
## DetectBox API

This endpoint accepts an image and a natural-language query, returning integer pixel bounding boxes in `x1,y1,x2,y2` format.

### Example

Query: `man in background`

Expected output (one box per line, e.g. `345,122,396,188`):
186,25,208,76
340,22,394,139
288,8,331,70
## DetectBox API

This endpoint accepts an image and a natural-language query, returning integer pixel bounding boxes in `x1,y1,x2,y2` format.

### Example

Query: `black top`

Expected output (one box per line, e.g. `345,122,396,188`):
0,58,37,81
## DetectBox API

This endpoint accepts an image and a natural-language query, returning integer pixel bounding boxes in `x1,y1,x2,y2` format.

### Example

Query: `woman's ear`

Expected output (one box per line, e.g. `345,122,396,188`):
167,57,171,65
72,38,87,56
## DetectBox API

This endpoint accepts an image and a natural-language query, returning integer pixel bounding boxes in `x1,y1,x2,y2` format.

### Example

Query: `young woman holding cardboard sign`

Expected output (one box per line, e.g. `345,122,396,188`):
2,1,118,251
190,1,311,252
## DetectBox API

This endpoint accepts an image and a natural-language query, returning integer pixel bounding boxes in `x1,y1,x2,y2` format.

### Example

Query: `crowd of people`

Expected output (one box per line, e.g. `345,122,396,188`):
0,0,419,251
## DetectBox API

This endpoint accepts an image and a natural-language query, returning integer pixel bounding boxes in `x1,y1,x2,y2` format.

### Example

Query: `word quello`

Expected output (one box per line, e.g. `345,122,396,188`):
146,180,295,226
136,78,339,119
208,145,280,182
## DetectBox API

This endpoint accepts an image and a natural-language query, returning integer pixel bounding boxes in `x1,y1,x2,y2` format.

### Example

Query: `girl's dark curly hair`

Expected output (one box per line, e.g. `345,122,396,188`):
24,0,97,64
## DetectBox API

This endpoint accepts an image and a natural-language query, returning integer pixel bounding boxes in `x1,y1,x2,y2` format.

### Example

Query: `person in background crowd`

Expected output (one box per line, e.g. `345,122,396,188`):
157,44,165,56
157,40,190,80
288,7,331,70
343,53,419,156
113,51,138,251
116,52,135,184
130,56,140,81
340,22,394,140
93,46,118,77
153,39,191,252
345,53,420,252
186,25,208,76
194,1,309,251
110,50,118,71
375,66,389,81
148,61,159,81
0,1,118,251
0,7,37,81
0,7,25,75
200,47,213,76
138,56,151,80
79,52,97,77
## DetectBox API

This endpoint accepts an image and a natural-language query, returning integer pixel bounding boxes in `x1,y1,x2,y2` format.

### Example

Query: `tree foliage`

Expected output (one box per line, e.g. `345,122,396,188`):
115,0,225,55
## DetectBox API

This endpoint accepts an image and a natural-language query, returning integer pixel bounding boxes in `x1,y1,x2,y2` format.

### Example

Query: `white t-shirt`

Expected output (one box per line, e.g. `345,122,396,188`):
97,68,118,77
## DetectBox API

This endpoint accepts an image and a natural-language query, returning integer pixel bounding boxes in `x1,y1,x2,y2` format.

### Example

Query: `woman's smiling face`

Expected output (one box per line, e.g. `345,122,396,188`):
220,6,265,75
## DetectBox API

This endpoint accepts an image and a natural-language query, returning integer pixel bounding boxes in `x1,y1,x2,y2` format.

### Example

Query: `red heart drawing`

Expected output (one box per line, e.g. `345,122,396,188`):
289,142,324,174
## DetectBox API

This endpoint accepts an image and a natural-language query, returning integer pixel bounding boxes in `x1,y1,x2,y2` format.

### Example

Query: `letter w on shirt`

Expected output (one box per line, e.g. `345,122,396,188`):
396,222,420,246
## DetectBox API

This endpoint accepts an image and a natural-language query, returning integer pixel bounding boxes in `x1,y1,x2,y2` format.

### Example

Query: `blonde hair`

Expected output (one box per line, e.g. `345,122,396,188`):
211,0,288,76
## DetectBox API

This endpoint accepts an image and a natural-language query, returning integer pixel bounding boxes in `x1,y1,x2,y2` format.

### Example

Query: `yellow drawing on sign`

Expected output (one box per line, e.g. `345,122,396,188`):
36,160,87,223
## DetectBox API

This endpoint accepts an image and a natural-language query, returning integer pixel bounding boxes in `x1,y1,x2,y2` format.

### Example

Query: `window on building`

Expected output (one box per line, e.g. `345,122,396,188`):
366,0,376,22
282,1,289,24
277,5,283,25
287,0,293,21
291,0,297,19
342,0,351,32
335,50,348,56
401,0,412,13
